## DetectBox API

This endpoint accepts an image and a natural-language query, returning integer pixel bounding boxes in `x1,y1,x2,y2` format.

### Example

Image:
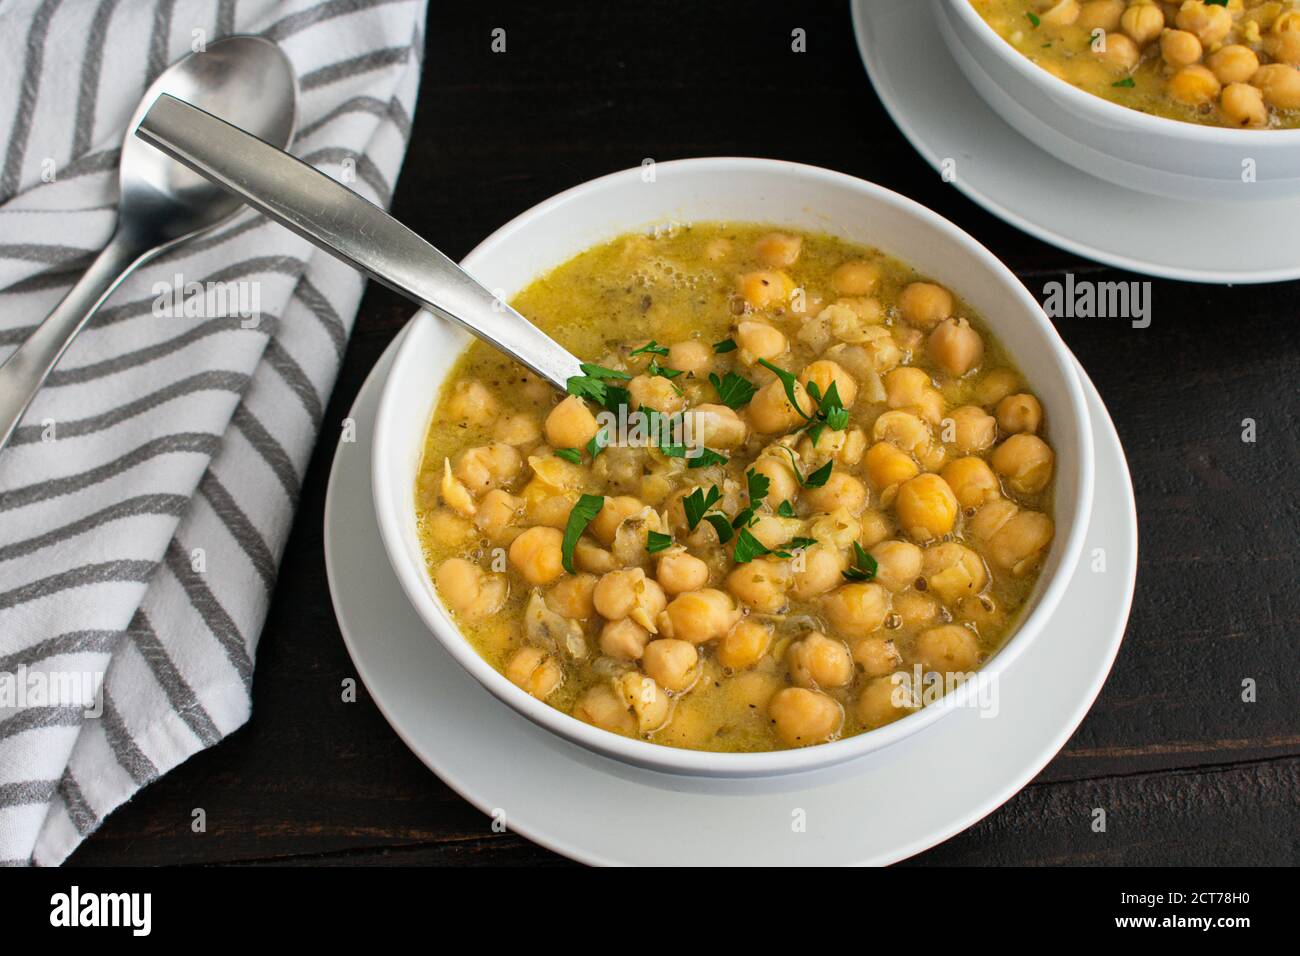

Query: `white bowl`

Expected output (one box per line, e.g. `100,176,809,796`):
371,157,1095,778
936,0,1300,202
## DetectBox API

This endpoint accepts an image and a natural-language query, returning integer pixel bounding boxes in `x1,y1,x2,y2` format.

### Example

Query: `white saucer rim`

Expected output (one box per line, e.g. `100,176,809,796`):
850,0,1300,286
324,323,1137,866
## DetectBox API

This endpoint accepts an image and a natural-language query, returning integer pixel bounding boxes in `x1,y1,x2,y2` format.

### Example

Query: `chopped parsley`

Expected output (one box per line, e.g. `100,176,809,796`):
732,527,770,564
804,459,834,489
757,359,814,421
713,338,737,354
1026,11,1040,27
708,370,758,409
1112,77,1135,88
552,447,582,465
842,541,878,582
630,340,670,357
560,494,605,574
646,530,674,553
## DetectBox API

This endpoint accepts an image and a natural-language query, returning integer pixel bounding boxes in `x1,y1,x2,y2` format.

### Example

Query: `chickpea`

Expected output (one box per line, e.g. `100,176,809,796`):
974,367,1020,407
435,558,508,620
628,373,686,414
822,581,891,632
854,637,903,678
941,457,1002,509
922,542,989,605
717,618,773,670
894,473,958,541
1159,28,1202,68
1097,32,1140,72
617,672,672,733
869,539,924,591
799,359,858,408
505,645,563,699
1266,29,1300,67
704,237,732,261
475,488,524,543
1221,82,1268,127
789,542,849,600
1168,64,1221,106
1077,0,1124,32
872,410,932,456
752,454,801,507
446,379,499,427
1253,63,1300,109
768,687,843,747
643,638,700,692
865,441,919,491
945,405,997,454
991,434,1055,495
1120,2,1164,47
802,471,868,515
574,682,637,736
593,568,667,627
754,231,802,268
996,393,1042,434
545,395,599,449
884,367,930,407
574,538,618,575
734,320,788,366
967,498,1021,542
857,676,918,729
658,588,741,644
898,282,953,329
684,403,748,449
928,317,985,377
858,508,895,548
1175,1,1231,47
508,526,566,585
600,617,652,661
1207,45,1260,85
988,509,1055,574
748,376,815,433
527,493,576,530
454,442,522,494
1040,0,1080,28
913,625,981,674
894,589,942,630
656,550,710,595
668,339,713,377
736,270,795,309
493,412,542,446
425,508,473,548
788,631,854,689
546,573,598,619
590,495,644,546
830,259,881,296
726,557,791,614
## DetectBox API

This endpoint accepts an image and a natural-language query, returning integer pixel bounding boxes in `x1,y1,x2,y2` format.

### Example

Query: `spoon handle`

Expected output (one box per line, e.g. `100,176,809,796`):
0,235,144,453
135,94,584,391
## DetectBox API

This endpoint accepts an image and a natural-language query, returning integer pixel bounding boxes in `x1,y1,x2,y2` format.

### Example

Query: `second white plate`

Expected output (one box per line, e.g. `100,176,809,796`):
852,0,1300,284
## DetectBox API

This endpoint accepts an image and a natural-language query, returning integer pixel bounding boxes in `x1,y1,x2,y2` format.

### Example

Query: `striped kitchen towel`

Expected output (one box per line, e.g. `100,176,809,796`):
0,0,427,865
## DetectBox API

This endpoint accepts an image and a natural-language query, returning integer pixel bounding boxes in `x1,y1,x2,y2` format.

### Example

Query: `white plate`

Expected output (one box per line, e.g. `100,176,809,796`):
324,327,1137,866
852,0,1300,284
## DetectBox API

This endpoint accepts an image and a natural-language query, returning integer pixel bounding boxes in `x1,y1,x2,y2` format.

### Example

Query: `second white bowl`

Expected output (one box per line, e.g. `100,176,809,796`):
371,157,1095,778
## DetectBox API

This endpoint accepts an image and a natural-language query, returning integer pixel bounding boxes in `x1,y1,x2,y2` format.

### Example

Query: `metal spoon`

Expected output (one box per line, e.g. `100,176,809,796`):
133,94,585,392
0,36,297,454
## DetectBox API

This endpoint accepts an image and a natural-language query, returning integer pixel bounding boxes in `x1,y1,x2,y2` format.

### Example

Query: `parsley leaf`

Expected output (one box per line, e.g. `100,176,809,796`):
713,338,737,354
709,371,758,409
746,468,771,504
702,512,735,545
646,530,674,553
646,358,684,379
682,486,722,532
757,359,813,421
561,494,605,574
688,448,729,469
777,499,795,518
732,528,770,564
579,362,631,380
565,375,608,405
586,428,608,459
1026,11,1040,27
842,541,878,582
1112,77,1135,88
630,340,670,357
805,459,834,489
553,447,582,464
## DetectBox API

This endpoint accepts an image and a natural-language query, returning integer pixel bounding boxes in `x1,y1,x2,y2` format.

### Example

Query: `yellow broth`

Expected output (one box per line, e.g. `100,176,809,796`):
416,224,1057,752
972,0,1300,128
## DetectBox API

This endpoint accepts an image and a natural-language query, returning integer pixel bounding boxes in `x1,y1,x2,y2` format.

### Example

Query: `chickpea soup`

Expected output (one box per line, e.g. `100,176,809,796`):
416,224,1057,752
972,0,1300,128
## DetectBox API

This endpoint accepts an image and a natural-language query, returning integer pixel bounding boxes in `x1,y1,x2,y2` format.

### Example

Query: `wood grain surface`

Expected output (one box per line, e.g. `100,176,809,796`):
66,1,1299,866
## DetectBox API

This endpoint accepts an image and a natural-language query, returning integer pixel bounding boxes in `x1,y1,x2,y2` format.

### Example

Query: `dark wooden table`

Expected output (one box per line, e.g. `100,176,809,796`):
68,1,1299,866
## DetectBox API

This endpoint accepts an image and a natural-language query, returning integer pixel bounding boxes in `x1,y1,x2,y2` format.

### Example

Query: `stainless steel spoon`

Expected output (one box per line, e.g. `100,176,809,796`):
133,94,585,391
0,36,297,454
